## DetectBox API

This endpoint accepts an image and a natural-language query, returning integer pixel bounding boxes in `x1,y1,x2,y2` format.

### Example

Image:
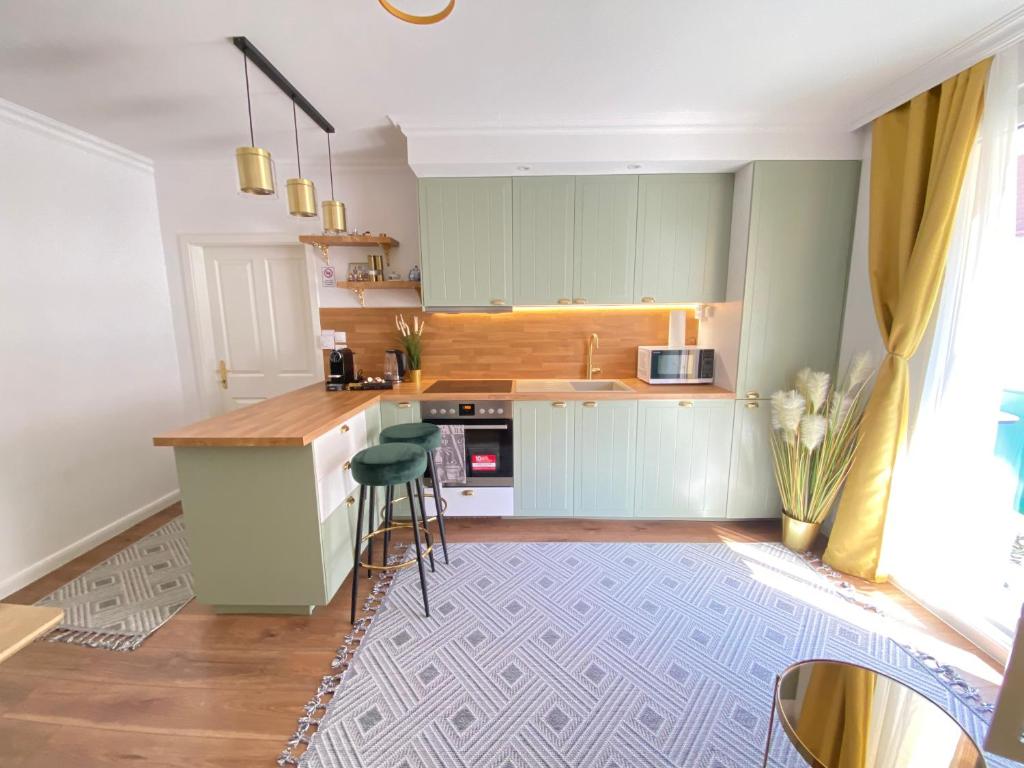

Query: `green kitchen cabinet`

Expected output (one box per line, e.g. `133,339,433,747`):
513,177,575,306
634,174,734,304
418,177,513,308
574,399,638,517
725,399,781,519
514,400,575,517
634,399,735,519
379,399,421,430
573,175,639,305
735,161,860,399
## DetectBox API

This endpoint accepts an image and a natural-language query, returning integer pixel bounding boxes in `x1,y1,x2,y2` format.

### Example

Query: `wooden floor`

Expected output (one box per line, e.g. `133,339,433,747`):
0,503,1005,767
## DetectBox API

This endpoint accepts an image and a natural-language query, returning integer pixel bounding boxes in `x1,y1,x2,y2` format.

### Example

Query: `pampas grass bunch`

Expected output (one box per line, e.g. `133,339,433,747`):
769,352,874,524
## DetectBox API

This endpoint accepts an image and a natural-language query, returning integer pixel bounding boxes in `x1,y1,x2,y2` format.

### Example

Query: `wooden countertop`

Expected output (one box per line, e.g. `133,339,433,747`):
154,379,735,448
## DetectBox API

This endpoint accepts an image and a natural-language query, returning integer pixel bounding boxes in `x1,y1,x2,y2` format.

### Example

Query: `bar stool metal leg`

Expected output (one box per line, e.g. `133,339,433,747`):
405,487,430,617
407,481,435,573
426,453,450,564
349,484,367,624
365,485,376,578
383,485,393,558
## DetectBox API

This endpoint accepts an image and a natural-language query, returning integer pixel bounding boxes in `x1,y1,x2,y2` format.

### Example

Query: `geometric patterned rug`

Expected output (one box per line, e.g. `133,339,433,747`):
285,541,1007,768
34,516,192,651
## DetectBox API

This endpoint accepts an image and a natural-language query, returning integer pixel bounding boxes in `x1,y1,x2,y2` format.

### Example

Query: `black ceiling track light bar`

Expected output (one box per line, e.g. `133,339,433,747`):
231,36,334,134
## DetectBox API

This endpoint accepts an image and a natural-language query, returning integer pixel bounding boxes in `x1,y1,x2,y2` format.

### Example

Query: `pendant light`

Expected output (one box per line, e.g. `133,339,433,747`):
235,51,275,195
286,99,317,217
321,133,347,233
379,0,455,25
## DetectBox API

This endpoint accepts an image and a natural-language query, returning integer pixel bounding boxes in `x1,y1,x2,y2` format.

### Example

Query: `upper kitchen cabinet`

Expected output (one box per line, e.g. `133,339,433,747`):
634,174,734,304
573,175,638,305
735,161,860,399
513,177,575,306
418,178,513,308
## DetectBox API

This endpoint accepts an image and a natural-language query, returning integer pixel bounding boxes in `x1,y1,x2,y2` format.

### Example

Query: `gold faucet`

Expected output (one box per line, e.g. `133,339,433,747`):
586,333,601,379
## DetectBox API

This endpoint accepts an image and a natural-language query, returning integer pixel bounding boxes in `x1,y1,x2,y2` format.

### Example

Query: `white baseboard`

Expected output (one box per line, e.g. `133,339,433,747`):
0,489,181,600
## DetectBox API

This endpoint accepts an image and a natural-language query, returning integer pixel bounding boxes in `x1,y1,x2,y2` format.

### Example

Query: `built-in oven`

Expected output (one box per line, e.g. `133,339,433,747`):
421,399,514,517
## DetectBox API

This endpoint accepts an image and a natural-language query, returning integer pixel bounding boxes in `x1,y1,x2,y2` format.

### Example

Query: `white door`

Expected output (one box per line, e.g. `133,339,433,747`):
202,244,320,412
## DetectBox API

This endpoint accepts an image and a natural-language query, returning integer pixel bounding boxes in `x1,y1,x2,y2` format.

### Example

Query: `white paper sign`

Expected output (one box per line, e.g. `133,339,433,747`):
320,264,336,288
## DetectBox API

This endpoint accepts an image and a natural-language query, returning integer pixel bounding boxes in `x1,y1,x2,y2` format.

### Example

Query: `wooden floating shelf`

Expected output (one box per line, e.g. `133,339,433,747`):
339,280,421,307
299,234,400,265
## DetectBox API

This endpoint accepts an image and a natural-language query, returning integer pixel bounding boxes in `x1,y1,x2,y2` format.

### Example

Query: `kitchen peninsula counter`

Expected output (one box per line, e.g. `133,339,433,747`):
153,379,734,448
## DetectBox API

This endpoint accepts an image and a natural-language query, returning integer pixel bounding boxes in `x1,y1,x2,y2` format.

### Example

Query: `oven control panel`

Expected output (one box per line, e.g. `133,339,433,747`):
423,400,512,419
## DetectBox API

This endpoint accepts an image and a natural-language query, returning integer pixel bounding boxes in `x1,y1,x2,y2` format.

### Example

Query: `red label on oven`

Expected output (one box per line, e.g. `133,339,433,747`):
471,454,497,472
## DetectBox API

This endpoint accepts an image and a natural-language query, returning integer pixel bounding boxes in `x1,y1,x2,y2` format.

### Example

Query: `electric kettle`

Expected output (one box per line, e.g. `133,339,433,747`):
384,349,407,382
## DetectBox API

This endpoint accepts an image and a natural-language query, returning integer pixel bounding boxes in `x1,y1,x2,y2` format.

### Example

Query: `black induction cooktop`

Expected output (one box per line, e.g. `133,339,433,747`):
423,379,514,394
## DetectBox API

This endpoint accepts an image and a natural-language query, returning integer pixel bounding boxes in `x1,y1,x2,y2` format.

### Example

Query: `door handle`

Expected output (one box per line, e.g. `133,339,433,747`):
573,298,587,304
583,401,597,408
217,360,229,390
343,461,352,471
557,298,572,305
745,402,759,409
552,401,567,408
745,392,760,399
340,423,351,433
461,489,475,497
641,296,656,304
397,402,412,409
679,400,694,407
490,298,506,306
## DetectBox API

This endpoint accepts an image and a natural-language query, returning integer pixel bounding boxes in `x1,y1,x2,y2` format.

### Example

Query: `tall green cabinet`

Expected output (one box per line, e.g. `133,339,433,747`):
726,160,861,519
418,177,513,308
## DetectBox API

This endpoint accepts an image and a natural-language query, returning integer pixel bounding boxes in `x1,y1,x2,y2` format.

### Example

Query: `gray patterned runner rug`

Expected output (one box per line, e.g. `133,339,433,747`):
284,541,1007,768
35,516,193,651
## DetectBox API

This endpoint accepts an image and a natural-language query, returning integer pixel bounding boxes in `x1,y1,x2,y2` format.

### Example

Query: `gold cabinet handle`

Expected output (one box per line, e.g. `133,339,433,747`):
679,400,694,407
583,401,597,408
490,298,506,306
641,296,656,304
343,461,352,471
745,402,759,409
340,423,351,433
557,298,572,305
397,402,411,409
745,392,760,399
345,496,356,506
552,401,567,408
461,489,475,496
573,298,587,305
217,359,229,390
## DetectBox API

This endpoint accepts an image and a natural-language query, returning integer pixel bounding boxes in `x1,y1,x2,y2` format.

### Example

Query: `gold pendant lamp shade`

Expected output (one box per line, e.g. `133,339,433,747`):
286,99,318,217
236,53,275,195
321,132,347,233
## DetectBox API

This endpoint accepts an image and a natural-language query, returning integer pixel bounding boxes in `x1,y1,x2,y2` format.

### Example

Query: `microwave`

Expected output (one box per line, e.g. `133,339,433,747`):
637,346,715,384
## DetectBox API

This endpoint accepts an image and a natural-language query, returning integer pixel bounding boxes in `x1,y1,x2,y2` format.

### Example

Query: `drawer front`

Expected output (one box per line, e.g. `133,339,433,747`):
313,411,368,522
441,486,513,518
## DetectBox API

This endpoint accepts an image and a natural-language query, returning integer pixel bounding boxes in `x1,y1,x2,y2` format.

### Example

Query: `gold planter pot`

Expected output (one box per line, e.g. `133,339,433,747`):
406,369,422,386
781,514,821,553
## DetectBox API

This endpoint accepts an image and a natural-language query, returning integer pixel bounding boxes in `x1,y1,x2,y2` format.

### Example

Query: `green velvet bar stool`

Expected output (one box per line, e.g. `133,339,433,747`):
349,443,433,622
380,422,450,564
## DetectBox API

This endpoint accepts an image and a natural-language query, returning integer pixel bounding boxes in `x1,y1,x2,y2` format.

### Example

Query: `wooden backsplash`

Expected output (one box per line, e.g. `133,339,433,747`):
320,307,697,379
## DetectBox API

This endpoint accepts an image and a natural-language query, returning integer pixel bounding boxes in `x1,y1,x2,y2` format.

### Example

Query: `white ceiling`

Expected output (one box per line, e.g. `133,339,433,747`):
0,0,1021,167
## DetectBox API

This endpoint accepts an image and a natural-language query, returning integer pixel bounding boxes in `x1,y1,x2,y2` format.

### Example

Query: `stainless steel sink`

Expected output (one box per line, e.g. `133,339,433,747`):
514,379,632,393
568,380,632,392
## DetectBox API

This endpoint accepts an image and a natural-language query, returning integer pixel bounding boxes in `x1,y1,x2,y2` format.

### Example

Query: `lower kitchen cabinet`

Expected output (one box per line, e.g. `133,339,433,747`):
514,400,575,517
634,399,734,518
726,399,781,519
380,399,420,430
574,400,638,518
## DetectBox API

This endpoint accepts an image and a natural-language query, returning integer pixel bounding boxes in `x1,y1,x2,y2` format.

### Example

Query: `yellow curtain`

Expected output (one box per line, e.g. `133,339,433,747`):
824,58,992,582
795,665,877,768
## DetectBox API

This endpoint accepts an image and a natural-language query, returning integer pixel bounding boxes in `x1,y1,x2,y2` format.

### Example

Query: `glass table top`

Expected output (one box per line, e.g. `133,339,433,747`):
775,660,986,768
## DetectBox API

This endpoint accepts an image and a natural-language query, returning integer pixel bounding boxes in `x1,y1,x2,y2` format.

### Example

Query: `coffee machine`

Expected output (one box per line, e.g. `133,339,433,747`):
326,332,357,391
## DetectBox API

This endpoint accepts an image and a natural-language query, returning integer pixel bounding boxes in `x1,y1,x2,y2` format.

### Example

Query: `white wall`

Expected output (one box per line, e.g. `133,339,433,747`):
153,158,421,420
0,98,184,597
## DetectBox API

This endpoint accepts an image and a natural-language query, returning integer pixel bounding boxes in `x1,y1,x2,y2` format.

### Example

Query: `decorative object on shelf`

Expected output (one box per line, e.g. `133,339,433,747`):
367,254,385,282
769,353,874,552
230,38,335,215
321,132,347,233
386,270,402,281
408,264,421,282
234,49,275,196
347,261,369,281
286,100,317,217
379,0,455,25
395,314,425,386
